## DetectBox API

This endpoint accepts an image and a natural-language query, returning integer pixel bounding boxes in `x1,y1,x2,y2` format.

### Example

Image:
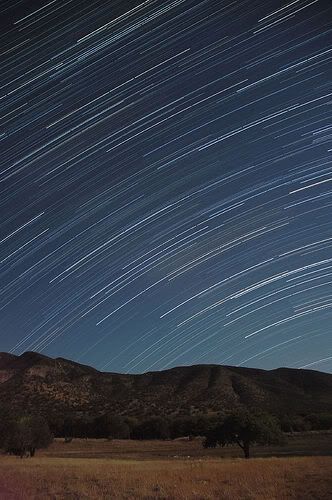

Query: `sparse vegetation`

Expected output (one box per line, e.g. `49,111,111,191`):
1,352,332,427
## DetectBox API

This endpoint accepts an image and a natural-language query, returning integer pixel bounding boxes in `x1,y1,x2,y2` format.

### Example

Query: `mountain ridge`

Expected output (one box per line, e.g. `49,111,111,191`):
0,351,331,420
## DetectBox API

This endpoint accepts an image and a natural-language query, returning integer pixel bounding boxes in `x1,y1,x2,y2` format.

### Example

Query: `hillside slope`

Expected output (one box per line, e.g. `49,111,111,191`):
0,351,331,419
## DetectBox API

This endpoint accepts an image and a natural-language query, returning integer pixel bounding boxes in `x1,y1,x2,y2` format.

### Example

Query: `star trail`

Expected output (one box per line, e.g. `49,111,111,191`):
0,0,331,373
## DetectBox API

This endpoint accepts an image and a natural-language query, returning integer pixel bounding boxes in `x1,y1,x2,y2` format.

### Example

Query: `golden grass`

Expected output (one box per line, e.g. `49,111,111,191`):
0,454,331,499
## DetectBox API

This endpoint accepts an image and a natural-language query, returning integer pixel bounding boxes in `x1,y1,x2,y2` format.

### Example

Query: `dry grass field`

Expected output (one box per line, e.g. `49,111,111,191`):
43,432,332,459
0,436,331,499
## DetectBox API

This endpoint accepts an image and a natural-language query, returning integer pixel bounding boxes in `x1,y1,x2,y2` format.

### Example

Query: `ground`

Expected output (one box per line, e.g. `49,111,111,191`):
0,433,331,499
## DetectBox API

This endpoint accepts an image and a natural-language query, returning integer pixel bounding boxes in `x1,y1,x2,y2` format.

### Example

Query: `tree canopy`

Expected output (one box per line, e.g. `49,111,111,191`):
204,410,284,458
3,415,53,457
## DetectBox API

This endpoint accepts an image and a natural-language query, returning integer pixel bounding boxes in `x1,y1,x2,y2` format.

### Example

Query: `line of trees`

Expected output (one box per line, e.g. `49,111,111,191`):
48,414,221,440
0,410,285,460
1,407,331,459
279,413,332,432
48,411,332,440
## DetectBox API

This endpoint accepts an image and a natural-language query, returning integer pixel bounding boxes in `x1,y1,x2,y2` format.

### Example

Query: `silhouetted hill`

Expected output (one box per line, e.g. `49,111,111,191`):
0,351,331,420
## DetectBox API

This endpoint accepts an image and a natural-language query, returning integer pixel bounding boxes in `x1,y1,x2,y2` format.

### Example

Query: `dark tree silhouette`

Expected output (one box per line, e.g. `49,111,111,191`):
132,416,170,440
107,415,130,439
204,410,284,459
4,416,52,457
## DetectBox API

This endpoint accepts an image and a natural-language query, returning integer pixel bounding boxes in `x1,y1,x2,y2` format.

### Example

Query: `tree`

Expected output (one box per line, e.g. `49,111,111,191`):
305,413,332,431
132,417,170,440
0,404,11,449
170,415,219,439
107,415,130,439
4,416,53,457
204,410,284,459
29,416,53,455
170,417,194,439
62,417,75,439
279,414,311,433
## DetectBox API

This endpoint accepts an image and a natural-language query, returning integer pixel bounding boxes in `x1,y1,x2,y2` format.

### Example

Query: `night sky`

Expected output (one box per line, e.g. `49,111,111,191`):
1,0,332,374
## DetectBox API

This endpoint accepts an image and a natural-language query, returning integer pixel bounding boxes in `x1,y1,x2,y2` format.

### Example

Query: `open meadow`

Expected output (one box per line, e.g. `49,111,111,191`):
0,434,332,499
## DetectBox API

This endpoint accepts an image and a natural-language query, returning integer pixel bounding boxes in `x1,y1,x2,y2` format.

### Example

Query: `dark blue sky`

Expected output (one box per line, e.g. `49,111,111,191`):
0,0,331,373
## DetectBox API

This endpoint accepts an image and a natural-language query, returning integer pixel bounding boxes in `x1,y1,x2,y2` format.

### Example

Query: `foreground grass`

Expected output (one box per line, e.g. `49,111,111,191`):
0,455,331,499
